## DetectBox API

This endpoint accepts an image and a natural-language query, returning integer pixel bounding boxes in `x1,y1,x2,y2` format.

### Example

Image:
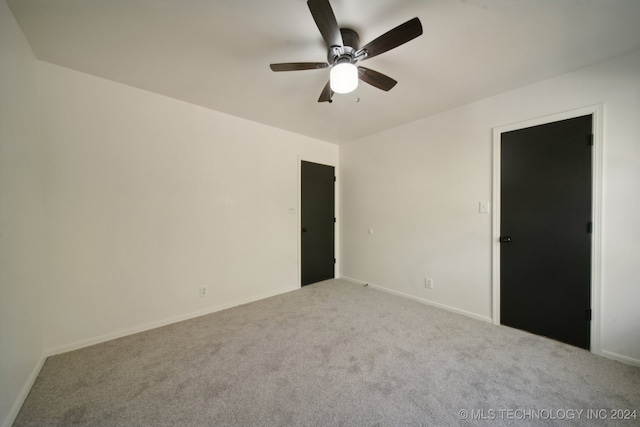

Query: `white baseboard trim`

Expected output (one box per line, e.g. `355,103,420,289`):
5,285,299,427
339,277,640,367
2,353,47,427
601,350,640,367
46,285,299,356
340,275,492,324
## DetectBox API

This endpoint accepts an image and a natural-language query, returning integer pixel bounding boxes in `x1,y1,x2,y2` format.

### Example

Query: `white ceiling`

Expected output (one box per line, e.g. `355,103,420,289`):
7,0,640,144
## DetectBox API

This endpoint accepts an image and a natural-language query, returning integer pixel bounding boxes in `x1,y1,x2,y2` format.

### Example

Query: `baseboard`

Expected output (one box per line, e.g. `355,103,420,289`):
600,350,640,367
2,353,47,427
46,285,299,356
340,275,493,323
339,277,640,366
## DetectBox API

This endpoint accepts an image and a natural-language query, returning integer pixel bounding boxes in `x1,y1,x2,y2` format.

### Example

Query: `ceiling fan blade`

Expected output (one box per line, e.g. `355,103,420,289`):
307,0,343,48
270,62,329,72
358,67,397,91
357,17,423,60
318,81,334,102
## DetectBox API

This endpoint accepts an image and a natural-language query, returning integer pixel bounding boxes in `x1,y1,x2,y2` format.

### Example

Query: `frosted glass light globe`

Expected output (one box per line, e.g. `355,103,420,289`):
330,63,358,94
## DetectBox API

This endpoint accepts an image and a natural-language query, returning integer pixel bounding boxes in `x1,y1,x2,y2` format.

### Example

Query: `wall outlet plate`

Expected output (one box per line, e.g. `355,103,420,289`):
425,278,433,289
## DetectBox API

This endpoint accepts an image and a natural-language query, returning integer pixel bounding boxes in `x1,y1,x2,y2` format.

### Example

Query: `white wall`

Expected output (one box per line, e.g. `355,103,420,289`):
340,50,640,364
0,2,45,426
2,5,636,422
39,62,338,353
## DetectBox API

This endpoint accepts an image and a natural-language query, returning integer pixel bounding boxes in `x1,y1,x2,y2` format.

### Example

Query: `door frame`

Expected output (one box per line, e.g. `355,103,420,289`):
491,104,603,354
297,157,338,288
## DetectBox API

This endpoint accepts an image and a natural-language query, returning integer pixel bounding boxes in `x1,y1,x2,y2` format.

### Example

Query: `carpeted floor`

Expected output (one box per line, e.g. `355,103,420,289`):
14,279,640,426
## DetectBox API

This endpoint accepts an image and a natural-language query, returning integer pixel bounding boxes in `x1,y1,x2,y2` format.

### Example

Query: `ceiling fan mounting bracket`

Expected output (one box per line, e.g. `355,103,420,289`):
327,46,343,64
354,49,369,61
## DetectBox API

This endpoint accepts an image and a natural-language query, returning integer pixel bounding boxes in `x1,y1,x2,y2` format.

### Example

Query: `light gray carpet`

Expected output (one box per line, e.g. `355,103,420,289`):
14,279,640,426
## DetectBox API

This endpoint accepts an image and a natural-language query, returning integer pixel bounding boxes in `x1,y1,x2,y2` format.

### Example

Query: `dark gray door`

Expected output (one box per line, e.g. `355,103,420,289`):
301,161,335,286
500,115,592,349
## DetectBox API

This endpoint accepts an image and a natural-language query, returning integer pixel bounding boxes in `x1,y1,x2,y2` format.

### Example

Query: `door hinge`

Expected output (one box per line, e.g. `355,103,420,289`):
334,176,337,182
588,134,594,146
586,308,592,321
587,221,592,234
334,217,336,223
334,258,336,264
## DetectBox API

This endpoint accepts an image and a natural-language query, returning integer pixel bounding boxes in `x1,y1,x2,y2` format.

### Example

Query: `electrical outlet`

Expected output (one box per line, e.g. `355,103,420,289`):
424,277,434,289
199,286,208,297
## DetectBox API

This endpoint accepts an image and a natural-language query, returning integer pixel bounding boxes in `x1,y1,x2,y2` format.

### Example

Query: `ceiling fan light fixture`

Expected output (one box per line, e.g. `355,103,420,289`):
330,62,358,94
269,0,423,102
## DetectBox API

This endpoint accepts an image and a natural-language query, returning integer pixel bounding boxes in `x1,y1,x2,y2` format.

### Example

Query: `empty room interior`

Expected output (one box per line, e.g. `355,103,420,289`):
2,0,640,425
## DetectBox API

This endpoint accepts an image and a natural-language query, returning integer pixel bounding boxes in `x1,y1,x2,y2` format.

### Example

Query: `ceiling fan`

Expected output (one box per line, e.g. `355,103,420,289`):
270,0,423,103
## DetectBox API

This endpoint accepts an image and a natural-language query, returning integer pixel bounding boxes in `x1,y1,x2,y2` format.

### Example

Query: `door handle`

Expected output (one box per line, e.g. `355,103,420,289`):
500,236,512,243
302,228,307,233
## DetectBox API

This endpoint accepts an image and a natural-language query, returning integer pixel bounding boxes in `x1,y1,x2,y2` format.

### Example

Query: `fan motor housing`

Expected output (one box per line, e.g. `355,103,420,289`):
328,28,360,64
